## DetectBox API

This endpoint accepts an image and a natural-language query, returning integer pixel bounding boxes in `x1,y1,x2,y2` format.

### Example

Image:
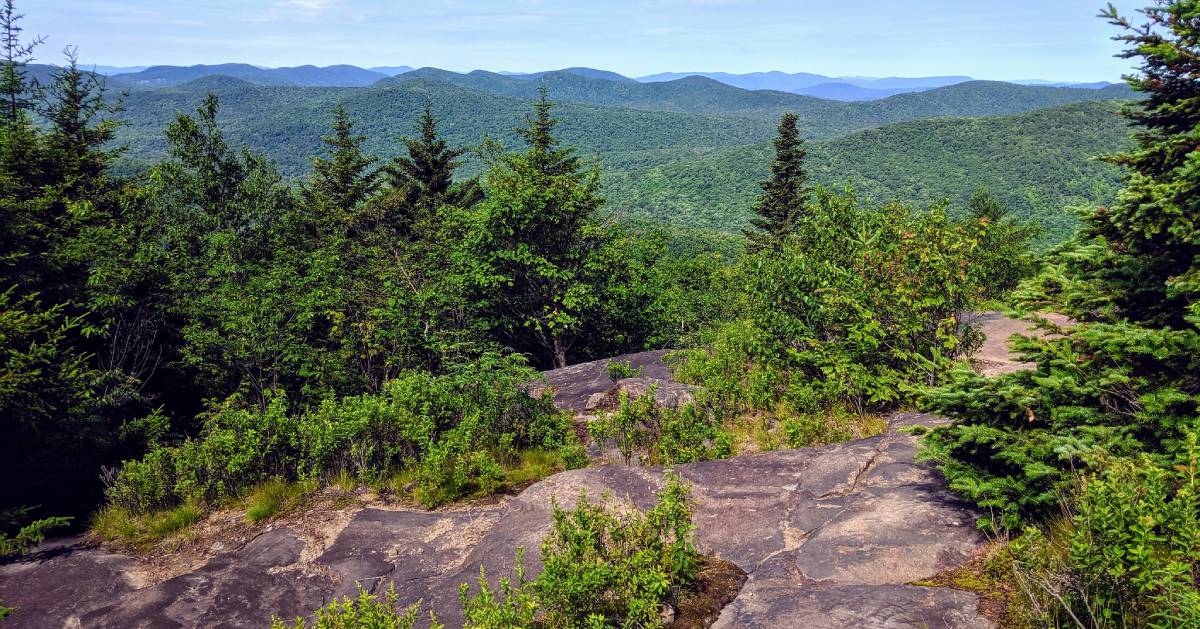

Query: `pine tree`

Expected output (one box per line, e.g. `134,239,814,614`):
471,89,606,368
923,0,1200,530
301,104,379,220
383,104,481,237
0,0,41,125
1092,1,1200,326
745,112,810,251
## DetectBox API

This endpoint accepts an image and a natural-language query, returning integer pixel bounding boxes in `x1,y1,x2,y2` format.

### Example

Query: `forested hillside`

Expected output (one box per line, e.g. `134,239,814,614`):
107,75,1132,243
604,100,1130,242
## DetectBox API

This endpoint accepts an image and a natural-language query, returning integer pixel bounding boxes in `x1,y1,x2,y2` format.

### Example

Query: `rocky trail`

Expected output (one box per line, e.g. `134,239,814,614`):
0,313,1044,628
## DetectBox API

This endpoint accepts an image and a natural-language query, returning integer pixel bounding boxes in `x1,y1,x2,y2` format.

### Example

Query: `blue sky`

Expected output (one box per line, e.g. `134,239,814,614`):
29,0,1140,81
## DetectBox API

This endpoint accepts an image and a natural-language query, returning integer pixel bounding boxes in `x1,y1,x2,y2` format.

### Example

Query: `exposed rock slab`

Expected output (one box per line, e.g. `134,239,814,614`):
971,311,1072,376
536,349,675,411
0,413,990,628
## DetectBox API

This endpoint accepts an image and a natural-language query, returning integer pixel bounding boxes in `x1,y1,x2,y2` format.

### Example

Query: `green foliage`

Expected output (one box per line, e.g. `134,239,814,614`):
104,355,578,514
535,472,697,628
679,188,987,421
590,389,731,466
920,6,1200,627
0,507,71,557
462,473,699,629
590,389,656,466
272,583,440,629
745,112,811,252
1007,438,1200,628
603,100,1129,243
244,478,317,523
923,0,1200,534
460,548,539,628
606,359,644,381
964,189,1041,298
467,90,608,368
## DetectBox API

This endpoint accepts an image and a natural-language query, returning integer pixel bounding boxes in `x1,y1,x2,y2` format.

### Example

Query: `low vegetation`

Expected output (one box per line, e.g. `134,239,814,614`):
462,472,699,628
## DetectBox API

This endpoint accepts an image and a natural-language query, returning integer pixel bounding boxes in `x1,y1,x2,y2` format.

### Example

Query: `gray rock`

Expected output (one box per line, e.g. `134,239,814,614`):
2,413,991,628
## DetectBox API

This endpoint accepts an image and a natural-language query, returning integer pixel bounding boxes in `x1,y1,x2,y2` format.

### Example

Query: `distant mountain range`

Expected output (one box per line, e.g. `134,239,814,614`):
72,62,1115,101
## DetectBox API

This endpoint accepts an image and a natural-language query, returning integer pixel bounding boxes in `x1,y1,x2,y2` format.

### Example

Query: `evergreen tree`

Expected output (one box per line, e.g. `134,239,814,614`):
1090,1,1200,326
965,188,1039,299
924,0,1200,529
745,112,810,251
383,104,481,238
0,0,40,125
300,105,379,221
470,89,606,368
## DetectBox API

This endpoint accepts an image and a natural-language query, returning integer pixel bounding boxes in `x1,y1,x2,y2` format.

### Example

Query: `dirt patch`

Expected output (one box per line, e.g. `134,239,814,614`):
912,542,1024,628
669,556,748,628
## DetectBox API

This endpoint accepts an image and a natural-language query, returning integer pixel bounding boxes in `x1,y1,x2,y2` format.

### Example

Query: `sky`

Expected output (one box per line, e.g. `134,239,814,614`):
27,0,1142,82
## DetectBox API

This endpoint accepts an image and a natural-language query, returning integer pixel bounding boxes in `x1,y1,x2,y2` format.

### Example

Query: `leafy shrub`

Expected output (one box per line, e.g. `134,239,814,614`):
606,360,644,381
783,404,887,449
462,473,699,628
460,548,539,628
104,354,578,515
1006,438,1200,628
675,190,986,424
590,389,731,466
271,583,440,629
653,403,733,465
0,507,72,557
589,389,656,466
535,472,698,627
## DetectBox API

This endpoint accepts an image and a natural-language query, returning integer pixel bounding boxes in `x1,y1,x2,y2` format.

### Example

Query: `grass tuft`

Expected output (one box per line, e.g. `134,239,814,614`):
243,478,316,524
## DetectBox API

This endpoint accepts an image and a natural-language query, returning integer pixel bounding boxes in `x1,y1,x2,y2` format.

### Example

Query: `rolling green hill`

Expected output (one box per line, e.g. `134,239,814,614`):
601,100,1131,243
386,69,1131,126
105,74,1133,244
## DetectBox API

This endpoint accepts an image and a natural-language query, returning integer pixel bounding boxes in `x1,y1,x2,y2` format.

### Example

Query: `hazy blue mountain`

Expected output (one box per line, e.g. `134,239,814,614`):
510,67,636,83
111,63,293,87
792,82,920,101
841,75,973,89
1013,79,1114,89
369,65,415,76
272,64,387,86
87,64,148,75
109,63,388,87
382,69,1133,130
636,71,975,92
636,70,832,91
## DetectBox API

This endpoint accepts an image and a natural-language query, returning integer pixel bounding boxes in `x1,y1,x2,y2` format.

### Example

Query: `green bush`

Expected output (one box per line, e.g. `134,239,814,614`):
675,190,986,424
271,583,440,629
535,472,697,628
1007,439,1200,628
460,548,539,628
0,507,72,557
462,473,699,628
104,354,578,515
590,389,731,466
606,360,644,381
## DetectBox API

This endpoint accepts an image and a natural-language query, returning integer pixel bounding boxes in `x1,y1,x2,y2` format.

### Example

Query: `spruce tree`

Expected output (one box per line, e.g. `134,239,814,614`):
301,104,379,220
0,0,40,125
923,0,1200,529
471,89,606,368
1091,1,1200,326
383,104,481,237
745,112,810,251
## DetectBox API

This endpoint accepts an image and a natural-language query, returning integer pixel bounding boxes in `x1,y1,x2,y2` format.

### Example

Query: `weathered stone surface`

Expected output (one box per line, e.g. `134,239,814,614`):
1,413,991,628
535,349,675,411
0,537,138,629
585,376,698,411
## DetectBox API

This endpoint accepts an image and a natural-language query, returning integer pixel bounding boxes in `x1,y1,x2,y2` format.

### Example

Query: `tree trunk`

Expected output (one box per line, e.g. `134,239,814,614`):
552,335,568,369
